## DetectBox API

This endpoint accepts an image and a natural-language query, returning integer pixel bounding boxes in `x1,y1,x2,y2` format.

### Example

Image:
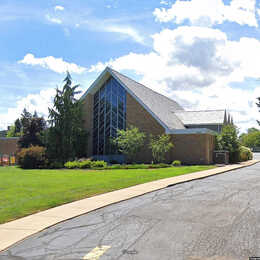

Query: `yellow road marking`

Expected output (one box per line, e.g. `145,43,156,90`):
83,246,111,260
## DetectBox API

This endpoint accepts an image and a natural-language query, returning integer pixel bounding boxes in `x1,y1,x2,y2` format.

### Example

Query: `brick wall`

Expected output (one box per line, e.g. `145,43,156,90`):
82,92,215,164
126,93,215,164
0,138,19,155
126,93,165,162
168,134,215,165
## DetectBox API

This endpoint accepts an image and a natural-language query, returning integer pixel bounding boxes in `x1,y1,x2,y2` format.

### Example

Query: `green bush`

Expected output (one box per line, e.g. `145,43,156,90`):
149,163,170,169
172,160,181,166
149,134,174,163
79,160,92,169
48,161,64,169
239,146,253,161
64,161,80,169
91,160,107,168
17,146,46,169
215,125,240,163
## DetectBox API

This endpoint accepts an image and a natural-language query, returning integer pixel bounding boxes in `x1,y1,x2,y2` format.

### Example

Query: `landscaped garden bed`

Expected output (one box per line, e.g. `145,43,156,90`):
0,165,214,224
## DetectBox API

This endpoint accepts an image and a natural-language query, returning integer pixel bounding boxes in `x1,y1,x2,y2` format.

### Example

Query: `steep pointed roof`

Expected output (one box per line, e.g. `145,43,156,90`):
81,67,228,132
109,68,185,130
81,67,185,131
223,110,228,124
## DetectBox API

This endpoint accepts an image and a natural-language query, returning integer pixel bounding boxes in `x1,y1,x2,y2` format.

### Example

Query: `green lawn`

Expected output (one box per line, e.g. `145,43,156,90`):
0,165,214,224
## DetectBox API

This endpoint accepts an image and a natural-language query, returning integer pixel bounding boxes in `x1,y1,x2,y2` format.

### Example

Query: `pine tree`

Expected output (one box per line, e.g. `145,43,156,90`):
47,72,88,163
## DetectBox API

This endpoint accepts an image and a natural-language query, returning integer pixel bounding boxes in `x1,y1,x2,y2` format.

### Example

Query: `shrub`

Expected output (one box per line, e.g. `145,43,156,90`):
149,134,174,163
215,125,240,163
91,160,107,168
110,160,120,164
79,160,92,169
48,161,64,169
148,163,170,169
64,161,80,169
113,126,146,163
239,146,253,161
17,146,46,169
172,160,181,166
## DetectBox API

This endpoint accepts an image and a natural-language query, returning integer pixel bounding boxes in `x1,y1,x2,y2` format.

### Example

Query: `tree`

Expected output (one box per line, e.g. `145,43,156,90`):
240,128,260,148
149,134,174,163
6,118,23,137
247,127,259,134
18,109,46,148
47,72,88,163
215,124,240,162
114,126,146,163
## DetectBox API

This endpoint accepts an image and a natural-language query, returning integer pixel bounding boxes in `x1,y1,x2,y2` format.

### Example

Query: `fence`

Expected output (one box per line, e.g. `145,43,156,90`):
0,154,16,166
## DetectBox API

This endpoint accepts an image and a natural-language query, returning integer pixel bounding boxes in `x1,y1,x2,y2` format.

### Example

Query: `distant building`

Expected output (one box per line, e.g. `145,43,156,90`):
81,67,232,164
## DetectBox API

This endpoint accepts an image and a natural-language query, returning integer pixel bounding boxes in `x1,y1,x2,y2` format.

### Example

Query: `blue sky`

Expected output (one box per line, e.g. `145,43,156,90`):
1,0,260,132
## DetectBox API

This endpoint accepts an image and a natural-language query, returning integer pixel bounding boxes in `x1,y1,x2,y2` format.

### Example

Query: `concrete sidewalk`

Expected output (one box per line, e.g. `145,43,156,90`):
0,160,259,252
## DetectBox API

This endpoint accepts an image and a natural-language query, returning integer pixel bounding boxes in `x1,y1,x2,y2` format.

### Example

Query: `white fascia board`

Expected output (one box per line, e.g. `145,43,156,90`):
167,128,216,135
107,67,170,133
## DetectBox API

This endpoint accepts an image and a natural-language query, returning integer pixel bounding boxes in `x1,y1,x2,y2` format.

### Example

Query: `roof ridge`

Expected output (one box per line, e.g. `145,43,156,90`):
108,67,183,107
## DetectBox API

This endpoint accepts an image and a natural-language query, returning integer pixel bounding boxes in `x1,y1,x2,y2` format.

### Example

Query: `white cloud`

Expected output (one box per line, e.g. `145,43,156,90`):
81,19,146,45
105,25,145,44
45,14,62,24
89,26,260,132
54,5,64,11
0,88,56,130
160,0,170,5
153,0,258,27
18,53,86,74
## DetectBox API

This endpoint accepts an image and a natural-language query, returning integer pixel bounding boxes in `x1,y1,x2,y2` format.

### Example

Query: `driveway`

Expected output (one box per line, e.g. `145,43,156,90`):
1,162,260,260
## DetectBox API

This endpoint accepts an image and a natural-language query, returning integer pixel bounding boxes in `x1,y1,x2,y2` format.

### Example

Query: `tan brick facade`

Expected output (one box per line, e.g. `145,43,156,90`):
168,134,214,165
126,93,165,163
82,90,215,165
0,138,19,155
126,93,165,135
125,93,215,164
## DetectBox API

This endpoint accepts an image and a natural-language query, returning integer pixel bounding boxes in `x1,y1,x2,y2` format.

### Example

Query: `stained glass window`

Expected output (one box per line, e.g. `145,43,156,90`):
92,77,126,155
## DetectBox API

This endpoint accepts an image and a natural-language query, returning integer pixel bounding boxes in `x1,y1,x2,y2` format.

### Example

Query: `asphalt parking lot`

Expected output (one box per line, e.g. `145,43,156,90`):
1,158,260,260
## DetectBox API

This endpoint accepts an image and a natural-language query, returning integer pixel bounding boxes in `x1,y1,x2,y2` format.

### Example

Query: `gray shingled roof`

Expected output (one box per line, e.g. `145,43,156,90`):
81,67,226,131
174,110,225,125
109,68,185,130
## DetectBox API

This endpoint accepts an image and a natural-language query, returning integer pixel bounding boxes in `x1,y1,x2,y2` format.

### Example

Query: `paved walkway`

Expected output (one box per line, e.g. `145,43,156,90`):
0,159,259,254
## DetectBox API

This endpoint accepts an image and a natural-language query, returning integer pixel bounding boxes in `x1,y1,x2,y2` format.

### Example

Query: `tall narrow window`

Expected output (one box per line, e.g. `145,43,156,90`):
92,77,126,155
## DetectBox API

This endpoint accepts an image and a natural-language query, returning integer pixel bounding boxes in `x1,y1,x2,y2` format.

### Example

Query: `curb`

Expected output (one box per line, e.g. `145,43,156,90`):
0,159,259,252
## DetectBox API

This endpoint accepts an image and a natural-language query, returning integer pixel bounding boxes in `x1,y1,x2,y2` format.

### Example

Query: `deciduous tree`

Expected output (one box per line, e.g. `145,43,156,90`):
18,109,46,148
149,134,174,163
114,126,146,163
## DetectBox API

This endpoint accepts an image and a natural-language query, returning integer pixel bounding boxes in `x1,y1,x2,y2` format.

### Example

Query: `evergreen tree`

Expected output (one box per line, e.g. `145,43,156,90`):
14,119,22,134
47,72,88,163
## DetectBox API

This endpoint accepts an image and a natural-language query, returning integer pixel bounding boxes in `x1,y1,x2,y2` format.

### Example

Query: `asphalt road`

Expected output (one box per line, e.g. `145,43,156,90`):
1,160,260,260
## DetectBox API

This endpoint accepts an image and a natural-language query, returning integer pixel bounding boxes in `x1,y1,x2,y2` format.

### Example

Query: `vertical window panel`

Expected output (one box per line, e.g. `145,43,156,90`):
92,77,126,155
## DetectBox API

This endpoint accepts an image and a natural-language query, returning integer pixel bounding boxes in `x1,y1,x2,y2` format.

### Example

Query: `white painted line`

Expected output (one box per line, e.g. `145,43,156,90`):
83,246,111,260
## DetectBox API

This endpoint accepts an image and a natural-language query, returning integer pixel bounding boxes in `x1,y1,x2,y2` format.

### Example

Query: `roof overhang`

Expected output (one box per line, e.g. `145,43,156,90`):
167,128,217,135
185,123,223,126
